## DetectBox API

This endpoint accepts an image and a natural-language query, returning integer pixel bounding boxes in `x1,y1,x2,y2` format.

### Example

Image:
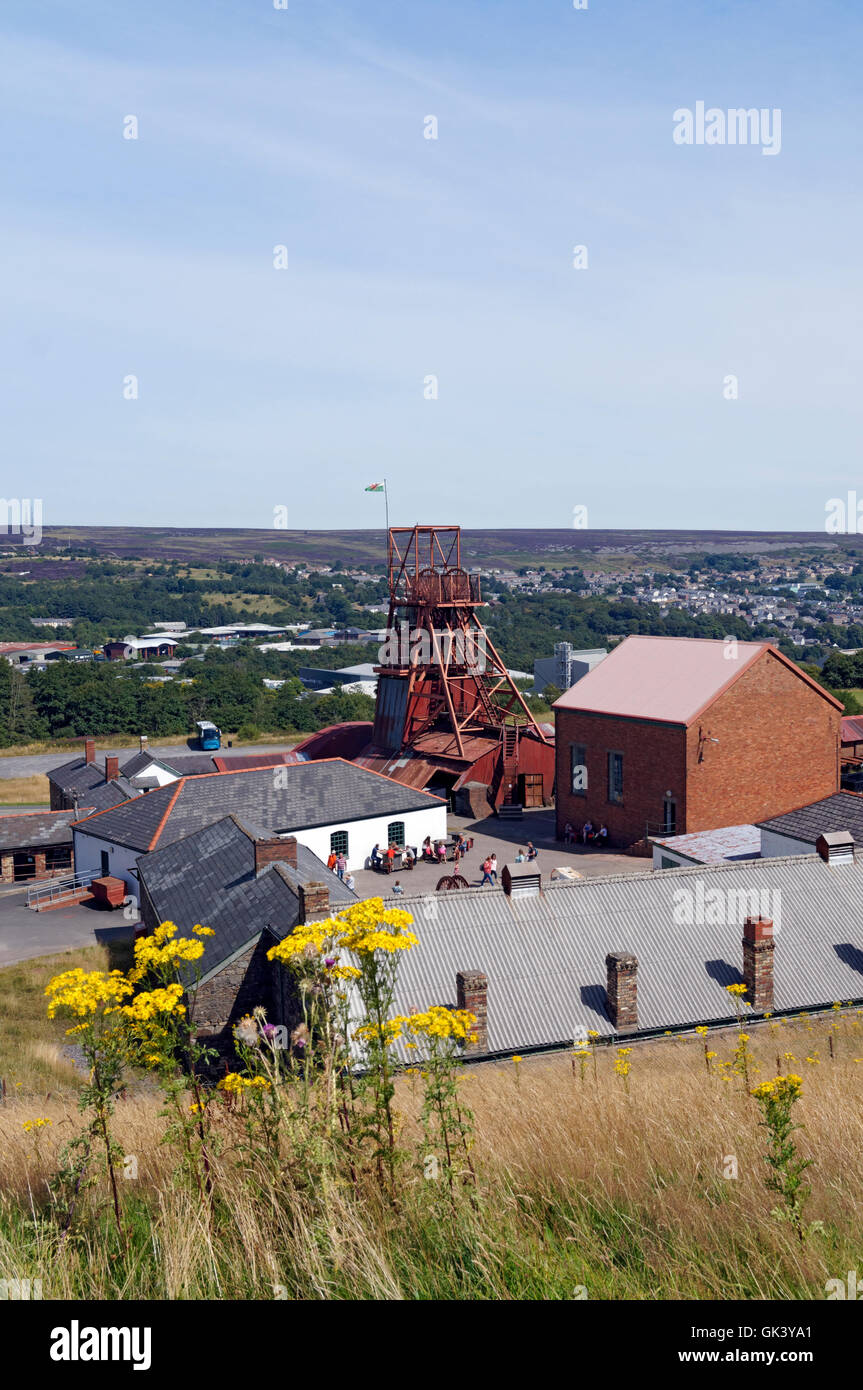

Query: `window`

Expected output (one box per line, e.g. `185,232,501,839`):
46,845,72,872
330,830,349,857
662,799,677,835
607,751,624,804
570,744,587,796
660,855,676,870
387,821,405,848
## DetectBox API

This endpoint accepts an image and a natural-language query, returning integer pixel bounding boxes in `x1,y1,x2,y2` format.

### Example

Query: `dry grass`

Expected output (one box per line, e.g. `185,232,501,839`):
0,774,51,805
0,944,108,1095
1,1007,861,1299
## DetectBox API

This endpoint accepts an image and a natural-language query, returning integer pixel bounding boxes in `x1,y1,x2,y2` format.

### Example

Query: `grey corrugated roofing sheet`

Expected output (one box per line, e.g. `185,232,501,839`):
75,759,444,853
757,792,863,845
388,853,863,1053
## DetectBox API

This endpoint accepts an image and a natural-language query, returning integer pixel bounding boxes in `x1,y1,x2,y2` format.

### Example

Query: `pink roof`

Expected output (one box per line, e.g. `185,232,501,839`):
553,635,770,725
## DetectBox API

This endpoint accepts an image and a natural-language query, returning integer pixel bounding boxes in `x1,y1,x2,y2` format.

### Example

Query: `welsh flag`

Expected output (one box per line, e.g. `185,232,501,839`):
364,482,385,492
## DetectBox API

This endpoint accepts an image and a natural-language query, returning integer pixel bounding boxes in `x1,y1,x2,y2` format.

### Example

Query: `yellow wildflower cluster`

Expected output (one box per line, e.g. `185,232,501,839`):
726,983,748,997
354,1016,409,1045
751,1073,803,1102
267,897,417,968
614,1047,632,1078
129,920,207,982
218,1072,270,1094
45,967,133,1019
22,1117,51,1133
402,1006,477,1043
120,983,185,1023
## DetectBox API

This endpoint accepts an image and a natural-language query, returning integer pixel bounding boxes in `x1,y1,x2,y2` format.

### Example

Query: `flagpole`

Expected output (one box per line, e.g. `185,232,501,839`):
384,478,389,534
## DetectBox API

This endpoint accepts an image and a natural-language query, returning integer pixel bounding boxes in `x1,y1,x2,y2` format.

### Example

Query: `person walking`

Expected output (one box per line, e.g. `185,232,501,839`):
480,857,494,887
526,842,538,862
327,850,337,872
488,853,498,883
391,879,404,895
335,852,346,881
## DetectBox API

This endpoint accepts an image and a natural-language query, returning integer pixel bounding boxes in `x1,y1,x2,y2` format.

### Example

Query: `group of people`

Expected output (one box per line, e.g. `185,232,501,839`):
370,842,414,873
562,821,608,846
420,834,470,865
325,850,356,891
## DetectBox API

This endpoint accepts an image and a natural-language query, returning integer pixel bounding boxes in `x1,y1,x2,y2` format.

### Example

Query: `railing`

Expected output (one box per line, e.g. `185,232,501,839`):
645,821,677,840
26,869,97,909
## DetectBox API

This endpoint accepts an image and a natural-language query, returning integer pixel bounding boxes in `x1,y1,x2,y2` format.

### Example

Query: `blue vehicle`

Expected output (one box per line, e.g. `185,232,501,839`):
196,719,221,751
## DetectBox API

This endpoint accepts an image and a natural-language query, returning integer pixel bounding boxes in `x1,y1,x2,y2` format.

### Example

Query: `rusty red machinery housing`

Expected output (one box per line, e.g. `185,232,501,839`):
294,525,555,813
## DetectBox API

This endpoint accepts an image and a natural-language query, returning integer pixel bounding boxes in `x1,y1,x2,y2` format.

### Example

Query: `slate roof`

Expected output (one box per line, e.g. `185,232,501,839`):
120,751,217,779
386,852,863,1054
75,759,445,854
136,815,356,982
757,792,863,846
0,809,83,851
49,756,138,810
553,635,840,725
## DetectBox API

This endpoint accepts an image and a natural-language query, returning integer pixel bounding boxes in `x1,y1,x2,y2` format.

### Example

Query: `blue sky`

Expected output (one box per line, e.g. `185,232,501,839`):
2,0,861,533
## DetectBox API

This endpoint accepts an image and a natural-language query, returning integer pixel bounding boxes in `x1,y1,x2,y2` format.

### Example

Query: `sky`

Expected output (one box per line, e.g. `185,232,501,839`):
1,0,861,534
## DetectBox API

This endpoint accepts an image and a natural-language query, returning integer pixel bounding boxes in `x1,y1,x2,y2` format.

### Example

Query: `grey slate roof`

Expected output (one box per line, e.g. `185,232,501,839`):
136,814,356,981
757,792,863,846
387,853,863,1054
120,751,217,779
75,760,444,853
49,756,138,811
0,809,81,851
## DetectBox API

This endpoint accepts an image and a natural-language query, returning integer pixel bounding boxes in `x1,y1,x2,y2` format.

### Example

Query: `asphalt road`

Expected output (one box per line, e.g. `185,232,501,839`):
0,741,301,779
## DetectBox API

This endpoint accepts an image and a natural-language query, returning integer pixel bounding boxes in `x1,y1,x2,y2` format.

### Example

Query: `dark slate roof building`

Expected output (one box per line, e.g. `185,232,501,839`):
0,809,84,852
757,792,863,847
136,814,356,984
74,759,445,854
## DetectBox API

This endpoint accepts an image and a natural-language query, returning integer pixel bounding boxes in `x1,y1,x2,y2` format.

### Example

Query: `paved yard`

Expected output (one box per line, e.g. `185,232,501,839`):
0,885,138,968
350,809,648,899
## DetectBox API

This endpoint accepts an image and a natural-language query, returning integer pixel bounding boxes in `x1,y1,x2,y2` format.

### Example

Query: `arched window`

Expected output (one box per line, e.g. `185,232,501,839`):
387,821,405,848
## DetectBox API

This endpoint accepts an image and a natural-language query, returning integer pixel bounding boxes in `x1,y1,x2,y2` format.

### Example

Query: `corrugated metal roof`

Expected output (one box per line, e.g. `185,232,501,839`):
651,824,761,863
388,853,863,1052
841,717,863,743
553,635,830,725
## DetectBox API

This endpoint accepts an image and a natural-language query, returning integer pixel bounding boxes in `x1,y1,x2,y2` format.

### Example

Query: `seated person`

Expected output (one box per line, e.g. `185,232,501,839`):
422,836,433,860
403,848,415,869
581,821,593,845
563,821,574,844
370,843,383,870
597,824,608,844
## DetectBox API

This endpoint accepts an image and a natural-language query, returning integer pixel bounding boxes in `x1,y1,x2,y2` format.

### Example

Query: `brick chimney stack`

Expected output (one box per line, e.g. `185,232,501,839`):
104,755,120,782
298,880,330,922
742,916,774,1012
456,970,488,1054
606,952,638,1033
84,737,95,765
254,835,298,875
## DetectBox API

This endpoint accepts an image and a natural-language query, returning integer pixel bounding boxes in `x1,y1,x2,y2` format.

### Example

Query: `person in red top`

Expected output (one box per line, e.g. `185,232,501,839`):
327,851,337,872
386,843,396,873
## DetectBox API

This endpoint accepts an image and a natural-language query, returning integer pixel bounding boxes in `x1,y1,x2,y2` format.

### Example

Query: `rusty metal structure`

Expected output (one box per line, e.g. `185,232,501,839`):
371,525,550,806
294,524,555,811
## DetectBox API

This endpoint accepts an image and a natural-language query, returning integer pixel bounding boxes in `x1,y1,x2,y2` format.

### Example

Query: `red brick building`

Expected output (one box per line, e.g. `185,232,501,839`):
554,636,841,848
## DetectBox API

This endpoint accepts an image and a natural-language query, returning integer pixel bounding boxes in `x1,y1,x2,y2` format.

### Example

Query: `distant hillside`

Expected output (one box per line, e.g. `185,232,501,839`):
4,525,860,570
